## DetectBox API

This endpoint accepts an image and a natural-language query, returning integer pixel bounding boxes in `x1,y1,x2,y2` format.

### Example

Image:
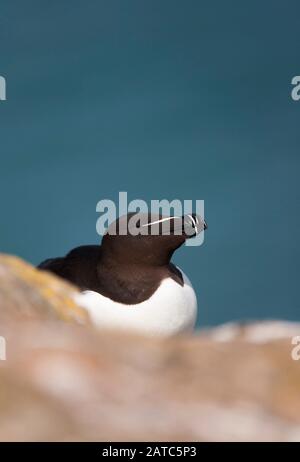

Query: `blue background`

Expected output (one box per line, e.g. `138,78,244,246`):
0,1,299,326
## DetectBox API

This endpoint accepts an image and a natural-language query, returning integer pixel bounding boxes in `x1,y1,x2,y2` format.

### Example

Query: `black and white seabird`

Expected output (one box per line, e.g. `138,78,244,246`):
38,213,207,336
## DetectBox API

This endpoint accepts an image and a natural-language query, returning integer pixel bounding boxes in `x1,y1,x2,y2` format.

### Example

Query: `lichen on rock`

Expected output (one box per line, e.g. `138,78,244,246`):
0,253,89,324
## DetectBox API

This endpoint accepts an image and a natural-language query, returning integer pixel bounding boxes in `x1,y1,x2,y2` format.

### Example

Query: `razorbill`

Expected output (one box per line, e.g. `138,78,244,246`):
38,213,207,336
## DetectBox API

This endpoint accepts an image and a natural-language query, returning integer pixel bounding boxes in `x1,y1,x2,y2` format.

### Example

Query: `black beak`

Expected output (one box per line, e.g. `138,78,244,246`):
125,213,207,238
182,214,207,238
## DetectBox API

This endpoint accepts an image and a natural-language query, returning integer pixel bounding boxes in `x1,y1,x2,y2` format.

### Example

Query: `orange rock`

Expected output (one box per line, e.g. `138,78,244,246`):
0,254,89,324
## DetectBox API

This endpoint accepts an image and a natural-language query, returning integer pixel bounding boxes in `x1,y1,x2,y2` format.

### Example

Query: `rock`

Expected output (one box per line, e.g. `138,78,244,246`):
203,320,300,344
0,366,80,441
0,254,300,441
0,319,300,441
0,254,89,324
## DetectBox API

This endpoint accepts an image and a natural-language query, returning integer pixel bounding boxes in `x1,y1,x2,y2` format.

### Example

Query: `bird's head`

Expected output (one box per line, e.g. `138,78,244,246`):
101,212,207,266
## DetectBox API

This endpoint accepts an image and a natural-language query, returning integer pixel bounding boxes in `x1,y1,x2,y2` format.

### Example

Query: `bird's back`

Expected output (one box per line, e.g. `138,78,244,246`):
38,245,101,290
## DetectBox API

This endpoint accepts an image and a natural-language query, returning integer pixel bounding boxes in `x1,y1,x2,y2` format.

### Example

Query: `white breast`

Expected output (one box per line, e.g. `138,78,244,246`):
75,269,197,337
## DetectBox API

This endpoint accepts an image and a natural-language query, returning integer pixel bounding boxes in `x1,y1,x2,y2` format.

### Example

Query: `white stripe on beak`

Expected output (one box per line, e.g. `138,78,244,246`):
141,216,181,228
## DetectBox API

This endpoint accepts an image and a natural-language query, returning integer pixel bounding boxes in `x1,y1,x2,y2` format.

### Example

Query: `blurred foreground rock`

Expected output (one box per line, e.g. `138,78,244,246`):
0,254,88,324
0,254,300,442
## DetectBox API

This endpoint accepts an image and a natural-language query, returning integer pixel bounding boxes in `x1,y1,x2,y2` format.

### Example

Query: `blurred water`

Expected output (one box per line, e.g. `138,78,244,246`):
0,1,299,326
